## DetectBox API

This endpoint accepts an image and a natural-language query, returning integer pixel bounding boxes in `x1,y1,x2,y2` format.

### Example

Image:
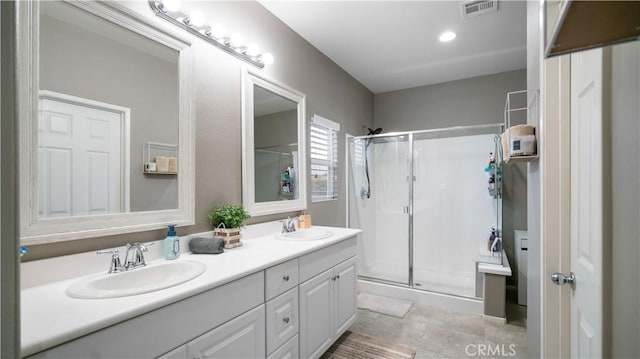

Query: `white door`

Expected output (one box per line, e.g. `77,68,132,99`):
333,257,357,337
38,93,128,217
299,269,334,359
186,305,266,359
569,48,604,358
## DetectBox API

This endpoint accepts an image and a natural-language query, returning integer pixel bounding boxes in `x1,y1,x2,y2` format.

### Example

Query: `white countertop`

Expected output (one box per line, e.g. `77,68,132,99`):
21,223,361,357
477,250,512,276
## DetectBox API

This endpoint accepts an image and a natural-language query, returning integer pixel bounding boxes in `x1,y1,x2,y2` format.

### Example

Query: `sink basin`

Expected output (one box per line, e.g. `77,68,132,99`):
66,260,206,299
275,228,333,241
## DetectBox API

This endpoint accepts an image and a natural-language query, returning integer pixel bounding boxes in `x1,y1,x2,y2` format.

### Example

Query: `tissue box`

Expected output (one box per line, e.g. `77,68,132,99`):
155,156,169,172
502,125,536,162
510,135,536,156
168,157,178,173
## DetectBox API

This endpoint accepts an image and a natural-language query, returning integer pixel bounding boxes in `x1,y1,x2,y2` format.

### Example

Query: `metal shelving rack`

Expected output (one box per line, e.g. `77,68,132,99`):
503,89,540,163
142,142,178,175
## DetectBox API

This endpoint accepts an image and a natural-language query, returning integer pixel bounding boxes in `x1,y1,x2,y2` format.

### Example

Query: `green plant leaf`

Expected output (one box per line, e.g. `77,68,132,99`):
208,204,251,229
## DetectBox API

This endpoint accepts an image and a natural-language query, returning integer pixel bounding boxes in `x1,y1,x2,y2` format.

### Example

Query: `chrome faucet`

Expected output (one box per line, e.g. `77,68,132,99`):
281,217,300,233
124,242,151,270
97,242,154,273
97,248,124,274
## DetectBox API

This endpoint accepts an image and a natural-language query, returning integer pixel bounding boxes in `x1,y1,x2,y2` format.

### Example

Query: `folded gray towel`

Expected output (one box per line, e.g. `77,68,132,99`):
189,237,224,254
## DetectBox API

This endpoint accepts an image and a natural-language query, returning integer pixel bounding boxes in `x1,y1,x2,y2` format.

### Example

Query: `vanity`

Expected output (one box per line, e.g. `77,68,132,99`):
16,2,357,357
22,223,361,358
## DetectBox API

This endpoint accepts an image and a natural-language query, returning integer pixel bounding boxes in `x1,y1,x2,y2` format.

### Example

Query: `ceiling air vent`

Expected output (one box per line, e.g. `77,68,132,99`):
461,0,499,19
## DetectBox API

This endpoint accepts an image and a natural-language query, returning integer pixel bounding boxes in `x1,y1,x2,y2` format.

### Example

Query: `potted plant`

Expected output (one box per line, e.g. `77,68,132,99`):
208,204,251,249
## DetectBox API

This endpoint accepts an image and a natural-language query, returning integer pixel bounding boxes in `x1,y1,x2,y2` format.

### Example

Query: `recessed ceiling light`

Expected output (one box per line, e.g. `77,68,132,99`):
439,31,457,42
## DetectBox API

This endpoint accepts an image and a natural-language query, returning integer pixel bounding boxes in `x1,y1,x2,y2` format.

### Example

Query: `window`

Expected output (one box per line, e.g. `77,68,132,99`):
310,115,340,202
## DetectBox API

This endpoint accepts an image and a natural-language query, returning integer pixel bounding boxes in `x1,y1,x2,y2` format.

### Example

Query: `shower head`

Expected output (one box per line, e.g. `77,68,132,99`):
367,127,383,135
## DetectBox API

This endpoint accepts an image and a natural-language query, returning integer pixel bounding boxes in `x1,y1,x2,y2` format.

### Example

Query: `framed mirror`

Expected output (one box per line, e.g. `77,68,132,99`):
242,70,307,216
17,1,195,244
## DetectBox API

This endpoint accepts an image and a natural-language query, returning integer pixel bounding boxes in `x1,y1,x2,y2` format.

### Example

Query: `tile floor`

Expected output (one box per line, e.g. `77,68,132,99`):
349,292,528,359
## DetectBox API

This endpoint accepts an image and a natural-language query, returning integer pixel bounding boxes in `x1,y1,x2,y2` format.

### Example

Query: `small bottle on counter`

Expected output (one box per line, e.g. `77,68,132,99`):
164,224,180,260
488,227,496,251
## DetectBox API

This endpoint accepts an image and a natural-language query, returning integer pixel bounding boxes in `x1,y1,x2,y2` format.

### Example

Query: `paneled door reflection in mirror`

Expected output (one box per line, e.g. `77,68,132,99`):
38,1,179,217
253,85,299,203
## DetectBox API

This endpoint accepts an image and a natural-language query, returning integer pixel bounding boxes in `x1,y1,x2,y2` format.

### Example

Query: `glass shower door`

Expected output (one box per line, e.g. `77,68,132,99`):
411,131,500,298
348,135,411,285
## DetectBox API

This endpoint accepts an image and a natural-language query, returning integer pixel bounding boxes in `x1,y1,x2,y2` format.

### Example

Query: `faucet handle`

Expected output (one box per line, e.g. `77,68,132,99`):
127,242,154,251
97,248,123,274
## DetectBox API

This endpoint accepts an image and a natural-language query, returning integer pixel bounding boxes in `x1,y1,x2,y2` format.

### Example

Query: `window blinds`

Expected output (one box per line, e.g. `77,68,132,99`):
310,115,340,202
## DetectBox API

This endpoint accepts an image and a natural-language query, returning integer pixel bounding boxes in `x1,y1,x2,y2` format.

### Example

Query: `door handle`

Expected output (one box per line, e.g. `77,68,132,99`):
551,272,576,289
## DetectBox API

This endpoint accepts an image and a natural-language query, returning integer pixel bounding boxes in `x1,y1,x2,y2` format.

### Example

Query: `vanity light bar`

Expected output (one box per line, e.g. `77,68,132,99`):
148,0,269,68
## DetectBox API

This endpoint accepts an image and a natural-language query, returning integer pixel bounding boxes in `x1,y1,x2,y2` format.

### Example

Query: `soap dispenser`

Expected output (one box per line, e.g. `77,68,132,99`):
488,227,496,251
164,224,180,260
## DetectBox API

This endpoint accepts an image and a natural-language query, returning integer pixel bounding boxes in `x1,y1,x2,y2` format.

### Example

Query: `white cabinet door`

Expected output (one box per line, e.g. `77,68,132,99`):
186,305,265,359
333,257,357,337
299,268,334,359
157,345,187,359
267,334,299,359
266,288,298,354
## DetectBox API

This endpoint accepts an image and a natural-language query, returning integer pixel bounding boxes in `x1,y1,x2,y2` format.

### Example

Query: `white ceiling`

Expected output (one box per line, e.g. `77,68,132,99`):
259,1,527,93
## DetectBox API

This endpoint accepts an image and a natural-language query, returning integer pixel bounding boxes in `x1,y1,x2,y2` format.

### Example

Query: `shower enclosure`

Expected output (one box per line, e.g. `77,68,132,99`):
347,123,503,299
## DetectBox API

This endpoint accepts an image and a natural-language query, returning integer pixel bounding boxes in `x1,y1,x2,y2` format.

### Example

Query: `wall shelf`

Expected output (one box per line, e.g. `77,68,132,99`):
506,155,538,163
502,90,539,164
143,171,177,175
142,142,178,174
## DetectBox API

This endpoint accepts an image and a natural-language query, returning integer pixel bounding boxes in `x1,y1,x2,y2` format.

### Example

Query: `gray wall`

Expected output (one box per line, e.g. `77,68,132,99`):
26,0,374,260
254,110,297,149
373,70,528,288
254,110,298,203
526,1,541,357
374,70,527,132
610,40,640,359
1,2,21,356
39,13,179,212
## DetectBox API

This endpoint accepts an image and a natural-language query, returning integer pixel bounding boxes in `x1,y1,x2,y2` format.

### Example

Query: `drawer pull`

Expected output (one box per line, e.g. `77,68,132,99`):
332,274,341,281
283,275,290,282
283,317,290,324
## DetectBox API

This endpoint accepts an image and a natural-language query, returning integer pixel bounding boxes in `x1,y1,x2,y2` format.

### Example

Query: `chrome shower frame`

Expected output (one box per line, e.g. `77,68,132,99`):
347,122,505,296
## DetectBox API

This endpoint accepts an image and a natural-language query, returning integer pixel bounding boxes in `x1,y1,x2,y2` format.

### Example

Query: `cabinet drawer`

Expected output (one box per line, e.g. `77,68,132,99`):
265,258,299,300
299,237,357,282
266,288,299,354
267,334,299,359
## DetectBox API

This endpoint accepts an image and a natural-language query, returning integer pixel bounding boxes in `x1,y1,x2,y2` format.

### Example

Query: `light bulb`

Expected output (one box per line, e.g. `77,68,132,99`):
439,31,456,42
209,23,226,40
262,52,274,66
161,0,181,12
246,43,260,57
189,10,205,27
230,33,244,48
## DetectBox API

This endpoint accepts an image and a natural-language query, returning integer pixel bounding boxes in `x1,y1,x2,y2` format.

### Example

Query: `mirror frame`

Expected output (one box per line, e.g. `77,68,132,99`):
242,69,307,216
17,1,195,245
